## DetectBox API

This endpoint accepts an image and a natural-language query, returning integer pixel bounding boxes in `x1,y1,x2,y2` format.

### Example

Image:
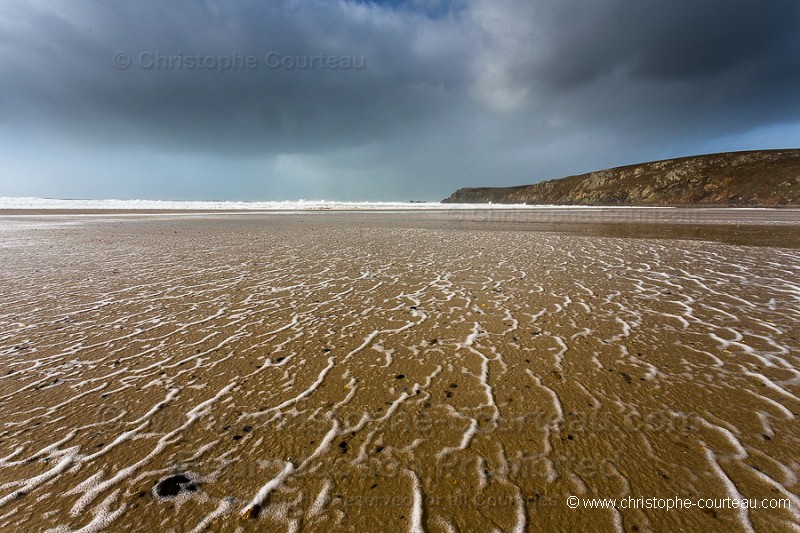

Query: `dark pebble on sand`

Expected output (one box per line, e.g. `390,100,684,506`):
155,474,197,498
245,504,262,519
395,374,405,379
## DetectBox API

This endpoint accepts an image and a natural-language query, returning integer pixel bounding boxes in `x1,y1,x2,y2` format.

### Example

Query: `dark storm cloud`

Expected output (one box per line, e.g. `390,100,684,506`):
473,0,800,128
0,0,473,155
1,0,799,200
522,0,800,87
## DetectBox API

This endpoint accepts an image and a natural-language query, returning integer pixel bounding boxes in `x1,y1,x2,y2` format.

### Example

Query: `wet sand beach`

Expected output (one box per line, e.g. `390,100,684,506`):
0,209,798,532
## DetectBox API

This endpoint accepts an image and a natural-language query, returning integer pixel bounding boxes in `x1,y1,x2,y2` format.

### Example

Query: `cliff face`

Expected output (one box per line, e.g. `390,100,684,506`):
442,150,800,206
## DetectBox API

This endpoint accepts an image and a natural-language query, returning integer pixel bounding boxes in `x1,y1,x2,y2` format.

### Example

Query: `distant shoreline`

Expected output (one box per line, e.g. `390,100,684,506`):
1,201,800,217
2,206,799,216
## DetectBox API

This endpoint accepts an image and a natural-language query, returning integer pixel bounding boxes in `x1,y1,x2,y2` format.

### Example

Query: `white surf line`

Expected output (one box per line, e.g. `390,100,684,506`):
608,506,625,533
701,445,756,533
262,314,300,336
707,333,779,368
250,332,304,365
0,373,74,403
82,389,182,462
241,357,335,418
572,379,601,409
616,316,632,337
46,489,127,533
551,336,568,372
406,469,425,533
241,461,295,517
0,430,78,468
35,382,109,419
342,331,380,363
743,370,800,405
329,286,354,300
573,282,595,297
308,479,332,518
676,341,725,367
0,447,24,467
352,400,410,462
462,322,483,347
500,307,519,336
653,310,690,329
436,406,479,459
502,450,528,533
525,369,564,423
354,369,441,463
0,451,78,507
332,377,359,411
475,456,488,491
699,303,740,321
190,497,234,533
161,331,249,370
465,346,499,414
458,322,500,414
299,418,341,471
39,313,176,364
372,342,395,368
343,304,427,364
526,308,547,322
744,460,800,522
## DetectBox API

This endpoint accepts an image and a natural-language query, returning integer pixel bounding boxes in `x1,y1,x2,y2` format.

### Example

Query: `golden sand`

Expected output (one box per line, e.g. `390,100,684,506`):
0,210,798,532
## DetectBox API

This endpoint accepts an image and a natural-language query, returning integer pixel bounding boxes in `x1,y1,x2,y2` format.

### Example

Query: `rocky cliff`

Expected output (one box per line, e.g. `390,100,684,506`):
442,150,800,206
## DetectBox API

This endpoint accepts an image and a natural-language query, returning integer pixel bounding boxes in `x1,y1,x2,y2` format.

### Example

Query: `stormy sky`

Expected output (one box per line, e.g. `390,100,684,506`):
2,0,800,201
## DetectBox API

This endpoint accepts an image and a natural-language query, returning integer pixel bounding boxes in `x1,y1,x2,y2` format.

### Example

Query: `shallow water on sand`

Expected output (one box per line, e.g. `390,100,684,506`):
0,211,798,532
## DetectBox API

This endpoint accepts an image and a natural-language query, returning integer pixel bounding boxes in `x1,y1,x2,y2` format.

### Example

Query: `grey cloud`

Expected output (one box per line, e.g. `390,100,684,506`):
2,0,473,154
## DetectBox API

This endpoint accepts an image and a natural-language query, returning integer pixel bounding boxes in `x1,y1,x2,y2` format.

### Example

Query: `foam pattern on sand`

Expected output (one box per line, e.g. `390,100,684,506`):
0,215,798,531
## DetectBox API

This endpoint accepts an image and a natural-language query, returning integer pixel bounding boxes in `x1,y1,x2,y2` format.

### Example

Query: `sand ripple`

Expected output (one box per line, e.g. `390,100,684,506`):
0,214,798,531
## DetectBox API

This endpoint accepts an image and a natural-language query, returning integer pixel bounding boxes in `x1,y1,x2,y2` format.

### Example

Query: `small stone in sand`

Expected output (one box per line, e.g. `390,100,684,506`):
155,474,197,498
